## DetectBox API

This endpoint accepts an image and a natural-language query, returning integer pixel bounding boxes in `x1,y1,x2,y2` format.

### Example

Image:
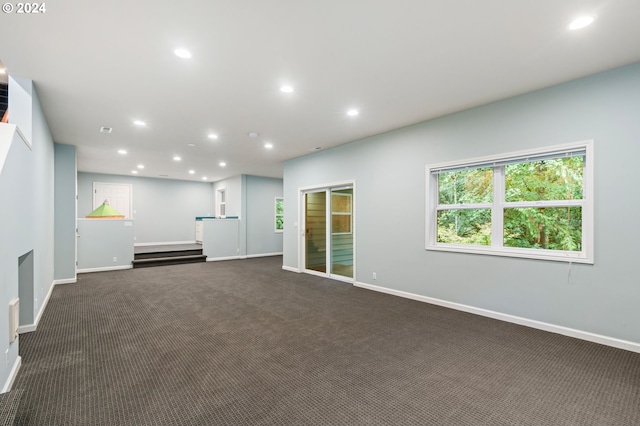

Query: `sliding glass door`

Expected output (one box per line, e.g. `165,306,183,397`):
305,191,327,273
303,185,354,281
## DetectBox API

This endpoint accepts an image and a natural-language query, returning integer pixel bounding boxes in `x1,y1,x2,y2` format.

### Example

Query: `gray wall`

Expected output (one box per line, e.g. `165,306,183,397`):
0,78,55,390
78,173,214,244
246,176,283,255
283,61,640,345
77,219,134,270
54,143,77,280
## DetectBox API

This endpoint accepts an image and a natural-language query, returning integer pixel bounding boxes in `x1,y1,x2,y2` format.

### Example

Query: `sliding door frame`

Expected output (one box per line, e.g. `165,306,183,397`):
298,180,356,283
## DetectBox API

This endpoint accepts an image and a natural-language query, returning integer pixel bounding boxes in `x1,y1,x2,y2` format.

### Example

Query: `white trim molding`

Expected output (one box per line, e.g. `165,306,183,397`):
354,281,640,354
1,356,21,393
54,277,77,285
206,255,245,262
282,265,300,273
246,252,283,259
19,278,65,334
77,265,133,274
134,241,197,247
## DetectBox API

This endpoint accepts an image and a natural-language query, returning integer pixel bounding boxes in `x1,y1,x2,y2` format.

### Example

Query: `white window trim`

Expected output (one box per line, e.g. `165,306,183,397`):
425,140,594,264
275,197,284,233
216,187,226,217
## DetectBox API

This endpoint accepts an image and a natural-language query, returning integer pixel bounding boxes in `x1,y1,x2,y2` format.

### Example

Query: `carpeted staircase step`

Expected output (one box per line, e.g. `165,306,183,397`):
132,254,207,268
134,249,203,260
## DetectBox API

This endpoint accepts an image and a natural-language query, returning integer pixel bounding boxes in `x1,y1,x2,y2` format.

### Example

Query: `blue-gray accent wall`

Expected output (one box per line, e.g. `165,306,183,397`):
77,172,214,244
0,78,56,390
283,62,640,345
54,143,77,281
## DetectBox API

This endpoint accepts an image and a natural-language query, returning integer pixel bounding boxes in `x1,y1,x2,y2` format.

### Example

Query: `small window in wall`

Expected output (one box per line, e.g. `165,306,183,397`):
426,141,593,263
275,197,284,232
331,192,352,235
217,188,226,217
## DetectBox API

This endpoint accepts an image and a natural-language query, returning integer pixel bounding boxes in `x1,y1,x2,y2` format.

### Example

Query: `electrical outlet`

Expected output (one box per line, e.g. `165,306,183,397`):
112,257,117,263
373,272,377,280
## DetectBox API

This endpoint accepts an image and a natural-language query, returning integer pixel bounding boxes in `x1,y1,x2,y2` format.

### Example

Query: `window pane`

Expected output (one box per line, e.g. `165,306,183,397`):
504,207,582,251
276,199,284,214
437,209,491,245
505,156,583,202
332,214,351,234
276,216,284,230
331,194,351,213
438,168,492,205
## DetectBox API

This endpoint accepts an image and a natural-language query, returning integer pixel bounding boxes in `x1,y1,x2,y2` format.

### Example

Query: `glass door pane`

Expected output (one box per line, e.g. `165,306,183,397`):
330,188,353,278
305,191,327,273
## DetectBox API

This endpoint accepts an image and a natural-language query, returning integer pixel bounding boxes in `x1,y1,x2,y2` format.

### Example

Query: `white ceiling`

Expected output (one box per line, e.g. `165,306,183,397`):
1,0,639,182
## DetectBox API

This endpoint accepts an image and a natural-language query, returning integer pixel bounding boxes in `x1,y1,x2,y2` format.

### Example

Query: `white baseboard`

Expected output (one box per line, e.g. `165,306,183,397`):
135,240,197,247
246,252,283,259
282,265,300,273
19,277,70,334
1,356,21,393
77,265,133,274
54,277,77,285
354,281,640,354
206,255,245,262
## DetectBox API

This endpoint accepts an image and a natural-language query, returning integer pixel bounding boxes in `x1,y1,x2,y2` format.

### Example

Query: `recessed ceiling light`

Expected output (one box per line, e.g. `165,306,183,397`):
248,132,259,138
118,149,127,155
264,142,273,149
208,134,218,140
568,15,596,30
280,85,294,93
189,170,195,174
100,126,113,134
347,109,359,117
174,48,192,59
131,170,138,174
219,162,226,167
173,156,181,161
137,164,144,169
202,176,208,181
133,120,146,126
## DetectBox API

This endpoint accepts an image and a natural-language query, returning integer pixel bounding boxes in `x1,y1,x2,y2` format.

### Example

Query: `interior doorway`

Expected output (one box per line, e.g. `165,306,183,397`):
301,183,354,282
93,182,132,219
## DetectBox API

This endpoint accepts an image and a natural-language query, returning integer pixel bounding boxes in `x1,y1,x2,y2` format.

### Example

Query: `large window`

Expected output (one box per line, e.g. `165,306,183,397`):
426,141,593,263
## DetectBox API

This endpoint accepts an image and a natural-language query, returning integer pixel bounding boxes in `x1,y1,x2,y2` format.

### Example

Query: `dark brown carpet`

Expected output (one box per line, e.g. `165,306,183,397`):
11,256,640,425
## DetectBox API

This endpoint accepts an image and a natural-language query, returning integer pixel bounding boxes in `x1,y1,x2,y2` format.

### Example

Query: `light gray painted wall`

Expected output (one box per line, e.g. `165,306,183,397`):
77,219,135,270
0,128,34,389
54,143,77,280
284,62,640,345
0,79,55,390
77,173,214,244
202,219,241,258
31,88,55,323
246,176,283,255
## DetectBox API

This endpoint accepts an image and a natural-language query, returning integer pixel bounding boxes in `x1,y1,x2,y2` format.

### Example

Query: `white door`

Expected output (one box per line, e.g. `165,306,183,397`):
93,182,133,219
